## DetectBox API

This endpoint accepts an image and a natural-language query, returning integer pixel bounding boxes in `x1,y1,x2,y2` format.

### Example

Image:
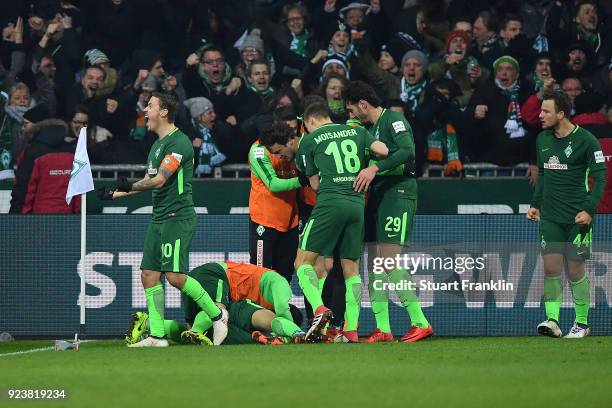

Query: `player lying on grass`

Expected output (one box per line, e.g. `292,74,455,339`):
181,261,306,341
126,298,304,346
126,260,308,344
261,103,389,343
527,90,606,338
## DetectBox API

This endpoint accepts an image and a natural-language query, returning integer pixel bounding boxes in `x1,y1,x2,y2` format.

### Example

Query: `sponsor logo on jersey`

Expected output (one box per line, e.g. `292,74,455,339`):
543,155,568,170
594,150,605,163
148,161,157,175
253,147,265,159
564,145,572,158
392,121,406,133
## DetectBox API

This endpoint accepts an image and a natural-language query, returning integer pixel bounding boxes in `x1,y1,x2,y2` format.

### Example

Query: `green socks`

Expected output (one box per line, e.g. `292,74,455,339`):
571,275,590,325
182,276,222,319
145,284,165,338
192,311,213,333
544,276,562,322
369,270,391,333
163,320,187,343
389,269,429,329
297,264,323,310
344,275,362,331
271,317,303,337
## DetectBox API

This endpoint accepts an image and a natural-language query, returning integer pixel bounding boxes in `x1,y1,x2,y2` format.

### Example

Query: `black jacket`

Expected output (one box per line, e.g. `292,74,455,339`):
10,119,72,213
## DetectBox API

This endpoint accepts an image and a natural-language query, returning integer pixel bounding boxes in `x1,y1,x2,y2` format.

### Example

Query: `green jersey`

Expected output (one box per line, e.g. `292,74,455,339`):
369,109,417,198
531,125,606,223
295,123,375,203
147,127,195,222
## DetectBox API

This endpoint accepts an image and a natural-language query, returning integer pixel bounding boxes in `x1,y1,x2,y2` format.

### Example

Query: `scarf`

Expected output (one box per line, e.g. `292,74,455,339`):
531,72,544,92
327,99,346,116
193,120,226,175
400,77,427,112
575,23,600,52
290,29,309,57
496,79,525,139
197,63,233,93
532,34,549,54
426,123,460,163
4,104,31,124
247,83,274,97
480,35,498,54
327,42,355,59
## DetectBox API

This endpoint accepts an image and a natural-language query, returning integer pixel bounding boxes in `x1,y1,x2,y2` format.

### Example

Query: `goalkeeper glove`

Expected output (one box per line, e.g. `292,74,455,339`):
298,172,310,187
115,176,133,192
97,187,115,200
444,160,463,176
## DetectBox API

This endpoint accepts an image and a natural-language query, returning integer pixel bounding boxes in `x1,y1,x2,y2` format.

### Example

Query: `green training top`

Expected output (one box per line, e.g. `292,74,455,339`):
369,109,417,198
295,123,375,203
248,143,301,192
147,127,195,222
531,125,606,223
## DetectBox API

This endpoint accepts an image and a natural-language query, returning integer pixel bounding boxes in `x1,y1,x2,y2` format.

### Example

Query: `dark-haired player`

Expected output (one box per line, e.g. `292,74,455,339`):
527,90,606,338
261,103,389,342
100,92,228,347
345,80,433,343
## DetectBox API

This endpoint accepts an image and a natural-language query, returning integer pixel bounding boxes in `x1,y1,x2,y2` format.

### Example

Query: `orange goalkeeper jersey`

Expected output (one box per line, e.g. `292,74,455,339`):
225,260,274,310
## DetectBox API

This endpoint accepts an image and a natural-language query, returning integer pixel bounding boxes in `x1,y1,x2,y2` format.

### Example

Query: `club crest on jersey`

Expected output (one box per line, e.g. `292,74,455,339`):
543,155,568,170
374,129,380,139
256,225,265,236
564,145,572,158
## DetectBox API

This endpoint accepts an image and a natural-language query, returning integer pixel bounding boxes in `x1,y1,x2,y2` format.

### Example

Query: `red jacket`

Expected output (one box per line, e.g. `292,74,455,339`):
22,151,80,214
521,94,542,127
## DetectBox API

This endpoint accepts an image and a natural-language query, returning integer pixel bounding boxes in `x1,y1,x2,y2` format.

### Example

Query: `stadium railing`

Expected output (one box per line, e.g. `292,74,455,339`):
90,163,530,180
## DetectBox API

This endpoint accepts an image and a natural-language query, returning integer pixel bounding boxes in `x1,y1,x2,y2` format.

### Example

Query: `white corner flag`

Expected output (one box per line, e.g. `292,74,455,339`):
66,127,94,204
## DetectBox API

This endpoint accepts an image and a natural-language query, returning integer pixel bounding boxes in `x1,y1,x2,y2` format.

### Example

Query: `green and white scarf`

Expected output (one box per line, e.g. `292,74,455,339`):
247,83,274,97
290,29,309,57
400,77,427,112
197,63,233,93
531,72,544,92
193,121,226,176
496,79,525,139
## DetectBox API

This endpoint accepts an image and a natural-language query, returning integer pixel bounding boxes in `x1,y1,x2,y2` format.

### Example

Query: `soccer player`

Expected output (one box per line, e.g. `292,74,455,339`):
99,92,228,347
261,103,389,343
344,81,433,343
182,261,306,341
527,90,606,338
248,106,309,281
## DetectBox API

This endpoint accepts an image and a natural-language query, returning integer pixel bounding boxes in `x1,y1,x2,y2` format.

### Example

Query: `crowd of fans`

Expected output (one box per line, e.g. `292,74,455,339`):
1,0,611,194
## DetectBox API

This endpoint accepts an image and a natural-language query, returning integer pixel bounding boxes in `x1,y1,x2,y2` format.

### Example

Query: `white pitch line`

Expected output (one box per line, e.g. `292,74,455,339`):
0,346,55,358
0,340,97,358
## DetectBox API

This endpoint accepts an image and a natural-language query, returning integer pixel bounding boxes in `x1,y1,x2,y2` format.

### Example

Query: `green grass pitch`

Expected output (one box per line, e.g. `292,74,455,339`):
1,337,611,408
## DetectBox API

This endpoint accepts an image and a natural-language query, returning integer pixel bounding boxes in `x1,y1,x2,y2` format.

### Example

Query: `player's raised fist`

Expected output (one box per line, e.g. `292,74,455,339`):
526,207,540,221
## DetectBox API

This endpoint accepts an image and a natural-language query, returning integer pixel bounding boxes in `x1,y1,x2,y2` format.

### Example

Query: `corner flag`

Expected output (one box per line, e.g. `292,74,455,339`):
66,127,94,204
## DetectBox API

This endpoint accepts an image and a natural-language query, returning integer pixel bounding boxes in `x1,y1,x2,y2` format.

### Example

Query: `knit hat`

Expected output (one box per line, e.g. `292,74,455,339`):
322,54,350,78
323,20,351,45
84,49,110,67
493,55,520,73
339,2,371,19
239,29,265,55
381,32,421,66
444,30,471,53
184,97,214,119
401,50,429,70
23,103,50,123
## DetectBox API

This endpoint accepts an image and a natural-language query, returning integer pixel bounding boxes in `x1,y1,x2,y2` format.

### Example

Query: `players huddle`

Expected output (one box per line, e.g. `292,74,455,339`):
100,82,605,346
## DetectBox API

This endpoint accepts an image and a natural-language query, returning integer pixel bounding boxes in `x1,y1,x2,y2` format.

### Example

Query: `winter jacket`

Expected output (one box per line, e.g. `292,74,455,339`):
9,119,75,213
465,80,534,166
